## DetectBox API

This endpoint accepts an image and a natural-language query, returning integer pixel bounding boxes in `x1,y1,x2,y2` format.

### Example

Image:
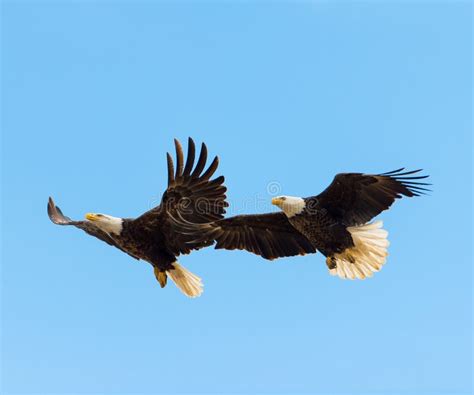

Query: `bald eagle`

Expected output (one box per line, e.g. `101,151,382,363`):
47,138,228,297
174,169,429,280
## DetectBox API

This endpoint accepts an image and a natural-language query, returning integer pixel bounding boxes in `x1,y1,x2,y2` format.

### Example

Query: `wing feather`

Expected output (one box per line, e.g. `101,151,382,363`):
182,137,196,178
133,138,227,256
314,168,430,225
171,212,317,260
174,138,184,177
191,142,208,178
200,156,219,181
47,197,139,259
166,153,175,185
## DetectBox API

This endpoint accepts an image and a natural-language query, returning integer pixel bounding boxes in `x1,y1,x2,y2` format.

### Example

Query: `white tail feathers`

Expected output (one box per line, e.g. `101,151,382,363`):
329,221,389,280
167,262,203,298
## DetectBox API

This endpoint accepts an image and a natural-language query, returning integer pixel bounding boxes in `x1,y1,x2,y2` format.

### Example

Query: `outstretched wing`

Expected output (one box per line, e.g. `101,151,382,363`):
162,137,228,223
172,212,316,260
313,168,430,226
47,197,139,259
133,138,228,255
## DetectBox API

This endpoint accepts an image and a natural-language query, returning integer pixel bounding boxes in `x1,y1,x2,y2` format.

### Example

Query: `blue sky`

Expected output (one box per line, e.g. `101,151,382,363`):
1,2,472,394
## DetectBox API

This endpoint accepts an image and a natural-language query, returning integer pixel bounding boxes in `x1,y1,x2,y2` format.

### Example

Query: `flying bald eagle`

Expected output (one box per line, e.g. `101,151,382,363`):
48,138,228,297
174,169,429,280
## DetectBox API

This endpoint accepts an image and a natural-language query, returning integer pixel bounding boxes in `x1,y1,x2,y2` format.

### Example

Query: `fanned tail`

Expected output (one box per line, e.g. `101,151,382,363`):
328,221,389,280
167,262,203,298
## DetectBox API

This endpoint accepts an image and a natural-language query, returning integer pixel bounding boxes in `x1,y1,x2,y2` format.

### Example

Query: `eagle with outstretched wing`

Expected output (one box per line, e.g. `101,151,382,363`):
48,138,228,297
173,169,430,280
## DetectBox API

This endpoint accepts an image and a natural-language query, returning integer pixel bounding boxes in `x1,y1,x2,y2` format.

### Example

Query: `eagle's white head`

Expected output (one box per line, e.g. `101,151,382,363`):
85,213,123,235
271,196,306,218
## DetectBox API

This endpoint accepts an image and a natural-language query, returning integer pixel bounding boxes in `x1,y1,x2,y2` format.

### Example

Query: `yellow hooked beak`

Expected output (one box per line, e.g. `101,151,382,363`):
85,213,99,221
272,197,284,206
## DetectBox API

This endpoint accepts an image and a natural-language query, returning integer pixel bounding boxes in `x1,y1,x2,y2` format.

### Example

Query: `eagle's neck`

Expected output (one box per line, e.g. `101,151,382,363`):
280,197,306,218
95,215,124,236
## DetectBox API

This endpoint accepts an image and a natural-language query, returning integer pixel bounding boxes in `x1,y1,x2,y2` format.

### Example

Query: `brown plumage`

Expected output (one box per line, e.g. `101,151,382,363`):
312,168,430,226
181,212,317,260
174,168,430,280
48,138,228,297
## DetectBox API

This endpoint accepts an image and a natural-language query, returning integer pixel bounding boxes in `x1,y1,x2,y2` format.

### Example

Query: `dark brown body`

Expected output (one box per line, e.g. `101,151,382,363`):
288,208,354,257
115,217,177,271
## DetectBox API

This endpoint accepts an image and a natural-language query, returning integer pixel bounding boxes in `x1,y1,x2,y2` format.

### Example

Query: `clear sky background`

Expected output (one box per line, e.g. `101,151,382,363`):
1,2,472,394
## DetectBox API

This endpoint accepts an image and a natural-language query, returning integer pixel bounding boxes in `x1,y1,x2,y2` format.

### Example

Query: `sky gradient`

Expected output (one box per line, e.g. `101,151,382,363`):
1,2,472,394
